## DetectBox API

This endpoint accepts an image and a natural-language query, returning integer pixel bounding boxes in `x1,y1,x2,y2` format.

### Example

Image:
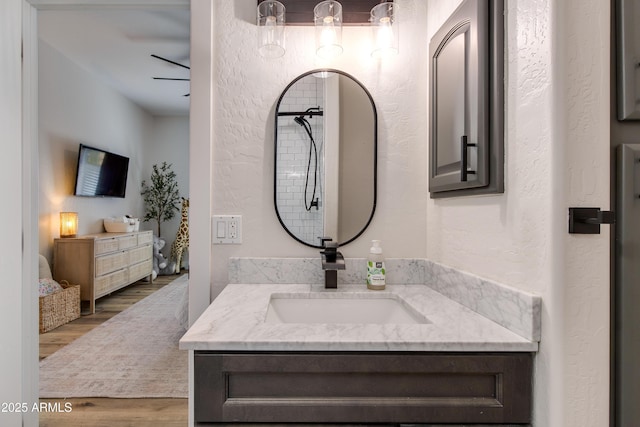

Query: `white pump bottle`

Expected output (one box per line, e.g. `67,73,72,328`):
366,240,386,290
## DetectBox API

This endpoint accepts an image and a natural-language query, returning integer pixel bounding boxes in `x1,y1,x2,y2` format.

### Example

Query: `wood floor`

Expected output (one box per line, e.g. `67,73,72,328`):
39,274,188,427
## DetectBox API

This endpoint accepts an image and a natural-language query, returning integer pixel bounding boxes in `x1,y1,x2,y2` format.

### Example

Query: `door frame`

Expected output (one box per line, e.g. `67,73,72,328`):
19,2,190,425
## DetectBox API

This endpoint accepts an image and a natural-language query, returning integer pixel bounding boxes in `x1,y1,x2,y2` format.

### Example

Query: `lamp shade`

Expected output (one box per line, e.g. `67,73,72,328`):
370,2,398,58
314,0,343,59
60,212,78,238
258,0,286,58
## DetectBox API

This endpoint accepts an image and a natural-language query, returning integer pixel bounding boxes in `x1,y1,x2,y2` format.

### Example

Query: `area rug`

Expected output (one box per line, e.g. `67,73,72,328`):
39,275,189,398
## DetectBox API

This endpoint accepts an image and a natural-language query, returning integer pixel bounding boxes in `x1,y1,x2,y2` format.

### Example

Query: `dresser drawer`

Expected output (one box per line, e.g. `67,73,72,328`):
94,268,128,297
118,234,138,250
95,237,119,255
137,231,153,245
95,251,128,277
129,244,152,265
129,259,152,282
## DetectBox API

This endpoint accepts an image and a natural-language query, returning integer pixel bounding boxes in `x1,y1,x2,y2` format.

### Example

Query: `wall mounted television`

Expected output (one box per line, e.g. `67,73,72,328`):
74,144,130,198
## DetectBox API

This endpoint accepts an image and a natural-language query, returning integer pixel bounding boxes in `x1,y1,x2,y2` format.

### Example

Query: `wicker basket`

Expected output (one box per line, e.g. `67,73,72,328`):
39,280,81,333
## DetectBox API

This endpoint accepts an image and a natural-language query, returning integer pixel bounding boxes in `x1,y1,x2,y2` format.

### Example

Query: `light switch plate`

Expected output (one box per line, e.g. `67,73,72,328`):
212,215,242,244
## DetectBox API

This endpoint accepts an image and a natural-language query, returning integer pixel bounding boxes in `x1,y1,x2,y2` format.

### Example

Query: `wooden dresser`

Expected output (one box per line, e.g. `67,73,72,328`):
53,231,153,314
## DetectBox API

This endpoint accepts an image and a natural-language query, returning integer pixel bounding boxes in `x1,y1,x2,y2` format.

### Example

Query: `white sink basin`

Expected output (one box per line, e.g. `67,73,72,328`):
265,293,429,324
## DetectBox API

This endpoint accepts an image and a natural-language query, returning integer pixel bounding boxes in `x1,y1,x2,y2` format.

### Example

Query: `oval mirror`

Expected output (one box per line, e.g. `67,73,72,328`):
274,69,377,248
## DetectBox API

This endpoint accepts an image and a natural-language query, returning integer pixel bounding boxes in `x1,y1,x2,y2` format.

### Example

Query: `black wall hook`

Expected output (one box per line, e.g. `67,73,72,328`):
568,207,615,234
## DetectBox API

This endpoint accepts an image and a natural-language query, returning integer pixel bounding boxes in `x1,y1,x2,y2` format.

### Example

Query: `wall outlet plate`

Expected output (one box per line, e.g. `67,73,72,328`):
212,215,242,244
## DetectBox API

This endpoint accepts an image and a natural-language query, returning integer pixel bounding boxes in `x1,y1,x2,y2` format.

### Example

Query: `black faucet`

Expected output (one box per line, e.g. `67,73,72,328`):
320,237,345,289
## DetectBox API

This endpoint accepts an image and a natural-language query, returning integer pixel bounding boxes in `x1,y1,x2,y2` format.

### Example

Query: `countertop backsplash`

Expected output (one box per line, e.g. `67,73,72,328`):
228,258,425,286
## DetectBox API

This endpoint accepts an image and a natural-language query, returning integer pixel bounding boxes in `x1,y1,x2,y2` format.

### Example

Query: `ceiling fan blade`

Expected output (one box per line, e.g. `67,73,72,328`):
153,77,190,81
151,54,190,70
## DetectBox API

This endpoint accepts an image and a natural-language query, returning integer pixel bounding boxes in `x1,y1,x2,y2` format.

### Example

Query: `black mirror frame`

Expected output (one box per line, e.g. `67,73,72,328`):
273,69,378,248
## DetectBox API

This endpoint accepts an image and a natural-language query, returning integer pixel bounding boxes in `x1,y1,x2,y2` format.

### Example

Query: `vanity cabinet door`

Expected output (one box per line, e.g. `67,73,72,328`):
429,0,504,197
194,352,532,425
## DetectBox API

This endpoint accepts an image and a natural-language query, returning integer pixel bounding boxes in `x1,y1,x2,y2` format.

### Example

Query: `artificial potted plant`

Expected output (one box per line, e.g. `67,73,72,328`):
141,162,180,238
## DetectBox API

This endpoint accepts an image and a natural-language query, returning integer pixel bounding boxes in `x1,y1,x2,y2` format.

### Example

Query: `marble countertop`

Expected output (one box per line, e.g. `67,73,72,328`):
179,284,539,352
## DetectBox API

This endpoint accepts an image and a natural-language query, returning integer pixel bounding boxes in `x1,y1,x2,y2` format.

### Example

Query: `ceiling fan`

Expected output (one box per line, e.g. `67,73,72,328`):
151,54,190,97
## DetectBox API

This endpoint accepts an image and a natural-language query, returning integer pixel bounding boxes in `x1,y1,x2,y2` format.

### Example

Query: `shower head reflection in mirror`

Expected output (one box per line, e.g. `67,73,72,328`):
293,108,322,212
274,69,377,248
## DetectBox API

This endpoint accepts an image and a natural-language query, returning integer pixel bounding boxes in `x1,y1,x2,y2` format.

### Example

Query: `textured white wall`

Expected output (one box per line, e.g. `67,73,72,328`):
427,0,551,298
210,0,429,295
426,0,610,426
556,0,610,425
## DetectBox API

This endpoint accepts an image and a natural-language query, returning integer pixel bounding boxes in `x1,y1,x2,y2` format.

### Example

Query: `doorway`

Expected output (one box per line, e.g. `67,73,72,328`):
24,0,189,421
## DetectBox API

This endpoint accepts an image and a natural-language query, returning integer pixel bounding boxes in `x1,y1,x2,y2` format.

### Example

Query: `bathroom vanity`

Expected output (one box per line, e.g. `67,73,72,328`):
193,351,531,425
180,280,539,426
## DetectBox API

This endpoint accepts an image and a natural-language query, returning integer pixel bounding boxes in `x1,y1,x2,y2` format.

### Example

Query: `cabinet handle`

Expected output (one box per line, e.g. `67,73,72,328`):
460,135,477,182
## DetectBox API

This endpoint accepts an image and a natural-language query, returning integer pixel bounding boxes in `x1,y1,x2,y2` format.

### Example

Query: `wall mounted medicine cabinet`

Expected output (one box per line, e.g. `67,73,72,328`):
429,0,504,198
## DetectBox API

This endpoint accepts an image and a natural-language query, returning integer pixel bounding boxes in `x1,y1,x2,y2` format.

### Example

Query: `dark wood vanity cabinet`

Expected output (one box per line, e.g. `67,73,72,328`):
194,352,533,426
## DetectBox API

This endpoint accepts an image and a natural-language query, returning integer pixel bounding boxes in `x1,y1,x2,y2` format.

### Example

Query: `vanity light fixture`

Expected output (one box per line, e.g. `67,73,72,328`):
370,2,398,58
314,0,343,59
257,0,286,58
60,212,78,238
256,0,396,59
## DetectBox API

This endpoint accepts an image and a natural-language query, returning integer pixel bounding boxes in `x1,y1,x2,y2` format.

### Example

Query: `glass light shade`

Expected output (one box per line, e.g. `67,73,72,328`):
314,0,343,59
60,212,78,238
370,2,398,58
258,0,286,59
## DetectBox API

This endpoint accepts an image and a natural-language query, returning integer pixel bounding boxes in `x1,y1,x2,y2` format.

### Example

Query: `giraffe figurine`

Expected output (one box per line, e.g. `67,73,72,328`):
170,197,189,274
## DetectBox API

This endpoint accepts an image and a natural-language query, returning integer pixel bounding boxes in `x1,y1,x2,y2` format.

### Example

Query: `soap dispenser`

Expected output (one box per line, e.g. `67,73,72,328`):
367,240,386,290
